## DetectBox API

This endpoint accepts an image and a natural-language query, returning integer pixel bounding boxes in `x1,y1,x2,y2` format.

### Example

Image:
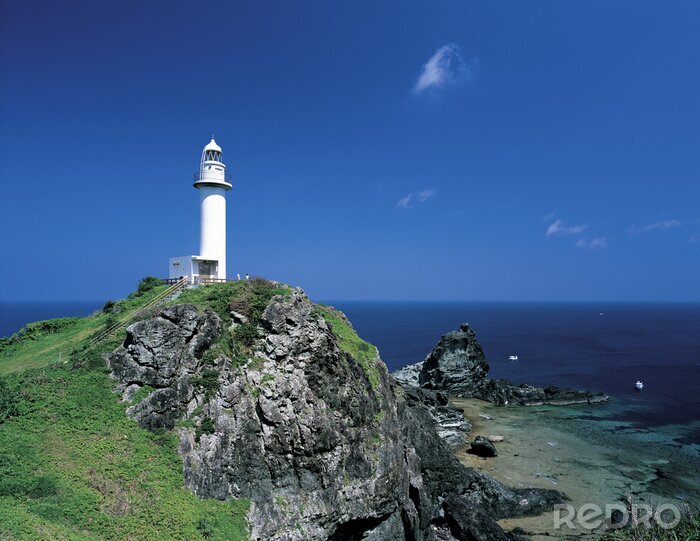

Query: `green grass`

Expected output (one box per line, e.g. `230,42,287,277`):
0,284,170,376
0,278,251,539
0,278,358,540
170,279,291,327
129,385,156,405
0,349,248,540
173,278,292,369
315,305,380,389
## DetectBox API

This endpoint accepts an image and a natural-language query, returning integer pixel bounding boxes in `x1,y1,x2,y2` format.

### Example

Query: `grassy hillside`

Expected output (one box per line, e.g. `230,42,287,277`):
0,279,249,540
0,280,168,376
0,278,389,541
315,305,380,389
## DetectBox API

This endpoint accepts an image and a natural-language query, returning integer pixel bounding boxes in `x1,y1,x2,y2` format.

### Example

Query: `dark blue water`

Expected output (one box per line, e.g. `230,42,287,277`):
329,302,700,441
0,302,102,337
3,301,699,443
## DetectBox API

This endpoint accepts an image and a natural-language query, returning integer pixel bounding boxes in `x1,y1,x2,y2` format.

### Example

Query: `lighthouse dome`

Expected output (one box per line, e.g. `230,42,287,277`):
203,138,222,153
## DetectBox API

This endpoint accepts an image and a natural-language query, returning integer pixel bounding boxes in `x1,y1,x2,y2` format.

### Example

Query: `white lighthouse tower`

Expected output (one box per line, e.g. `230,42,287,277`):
169,138,232,284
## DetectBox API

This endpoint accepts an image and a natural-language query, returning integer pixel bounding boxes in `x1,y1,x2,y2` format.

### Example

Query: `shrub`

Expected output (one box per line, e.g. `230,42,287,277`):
229,289,253,320
0,475,58,499
202,348,220,366
197,517,214,539
191,369,220,401
228,278,289,323
103,313,118,331
27,476,59,499
136,276,162,296
195,417,216,442
233,323,259,348
102,300,116,313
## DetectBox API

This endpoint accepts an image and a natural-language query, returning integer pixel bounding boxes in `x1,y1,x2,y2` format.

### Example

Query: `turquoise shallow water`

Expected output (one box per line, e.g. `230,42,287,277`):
455,396,700,539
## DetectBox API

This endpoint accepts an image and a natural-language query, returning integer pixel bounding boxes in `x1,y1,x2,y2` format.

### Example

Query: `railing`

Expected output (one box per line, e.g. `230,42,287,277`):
193,171,233,183
164,276,238,285
196,277,234,284
163,277,187,285
86,277,189,348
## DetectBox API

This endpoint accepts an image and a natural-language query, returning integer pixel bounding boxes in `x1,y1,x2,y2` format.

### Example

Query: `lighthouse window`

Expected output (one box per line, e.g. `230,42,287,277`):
204,150,222,161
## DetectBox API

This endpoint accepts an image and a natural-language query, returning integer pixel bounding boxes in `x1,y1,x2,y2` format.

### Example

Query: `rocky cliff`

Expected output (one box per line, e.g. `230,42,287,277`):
394,323,609,407
106,284,564,540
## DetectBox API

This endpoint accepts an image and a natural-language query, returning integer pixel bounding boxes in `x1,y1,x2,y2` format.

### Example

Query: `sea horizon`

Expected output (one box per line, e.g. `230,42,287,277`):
3,299,699,443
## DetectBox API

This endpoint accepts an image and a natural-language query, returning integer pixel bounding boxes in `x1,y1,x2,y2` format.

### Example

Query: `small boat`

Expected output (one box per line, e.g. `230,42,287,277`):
508,355,519,361
635,381,644,390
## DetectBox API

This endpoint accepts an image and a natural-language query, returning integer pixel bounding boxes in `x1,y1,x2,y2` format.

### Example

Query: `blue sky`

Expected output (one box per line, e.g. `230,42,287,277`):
1,1,699,302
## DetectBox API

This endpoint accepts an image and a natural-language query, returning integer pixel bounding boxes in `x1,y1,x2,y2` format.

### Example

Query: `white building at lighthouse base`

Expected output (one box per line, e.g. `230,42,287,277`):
169,255,221,284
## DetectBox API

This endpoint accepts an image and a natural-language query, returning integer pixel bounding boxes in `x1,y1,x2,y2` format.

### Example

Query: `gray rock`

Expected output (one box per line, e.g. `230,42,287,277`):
392,361,422,387
469,436,497,458
107,292,565,540
105,304,220,430
402,386,472,446
419,324,490,396
440,494,528,541
409,323,608,406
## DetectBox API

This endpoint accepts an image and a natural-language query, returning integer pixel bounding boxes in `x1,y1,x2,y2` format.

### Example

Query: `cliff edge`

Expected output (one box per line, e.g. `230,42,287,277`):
106,283,564,540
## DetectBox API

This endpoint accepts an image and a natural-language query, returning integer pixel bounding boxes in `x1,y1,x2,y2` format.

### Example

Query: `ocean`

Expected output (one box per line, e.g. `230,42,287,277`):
2,300,699,446
329,301,700,447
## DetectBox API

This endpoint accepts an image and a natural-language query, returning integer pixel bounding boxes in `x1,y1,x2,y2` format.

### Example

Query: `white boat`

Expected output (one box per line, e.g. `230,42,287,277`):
635,381,644,390
508,355,519,361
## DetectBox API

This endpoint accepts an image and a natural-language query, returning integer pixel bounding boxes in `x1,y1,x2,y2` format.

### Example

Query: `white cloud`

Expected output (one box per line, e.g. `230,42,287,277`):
689,234,700,244
396,189,436,209
577,237,608,250
546,219,588,237
418,189,435,202
396,194,413,209
413,44,479,94
627,219,682,234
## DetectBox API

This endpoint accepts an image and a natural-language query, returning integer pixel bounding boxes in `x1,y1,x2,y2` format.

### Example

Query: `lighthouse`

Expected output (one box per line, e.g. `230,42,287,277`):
169,138,232,284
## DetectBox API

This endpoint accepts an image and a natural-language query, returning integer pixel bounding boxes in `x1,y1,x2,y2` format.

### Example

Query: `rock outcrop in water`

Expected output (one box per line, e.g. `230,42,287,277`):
106,288,564,540
394,323,609,407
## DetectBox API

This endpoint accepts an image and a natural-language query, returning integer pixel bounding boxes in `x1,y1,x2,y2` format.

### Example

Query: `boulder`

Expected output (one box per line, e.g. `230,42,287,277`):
400,323,608,407
469,436,497,458
106,304,220,430
419,323,489,395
